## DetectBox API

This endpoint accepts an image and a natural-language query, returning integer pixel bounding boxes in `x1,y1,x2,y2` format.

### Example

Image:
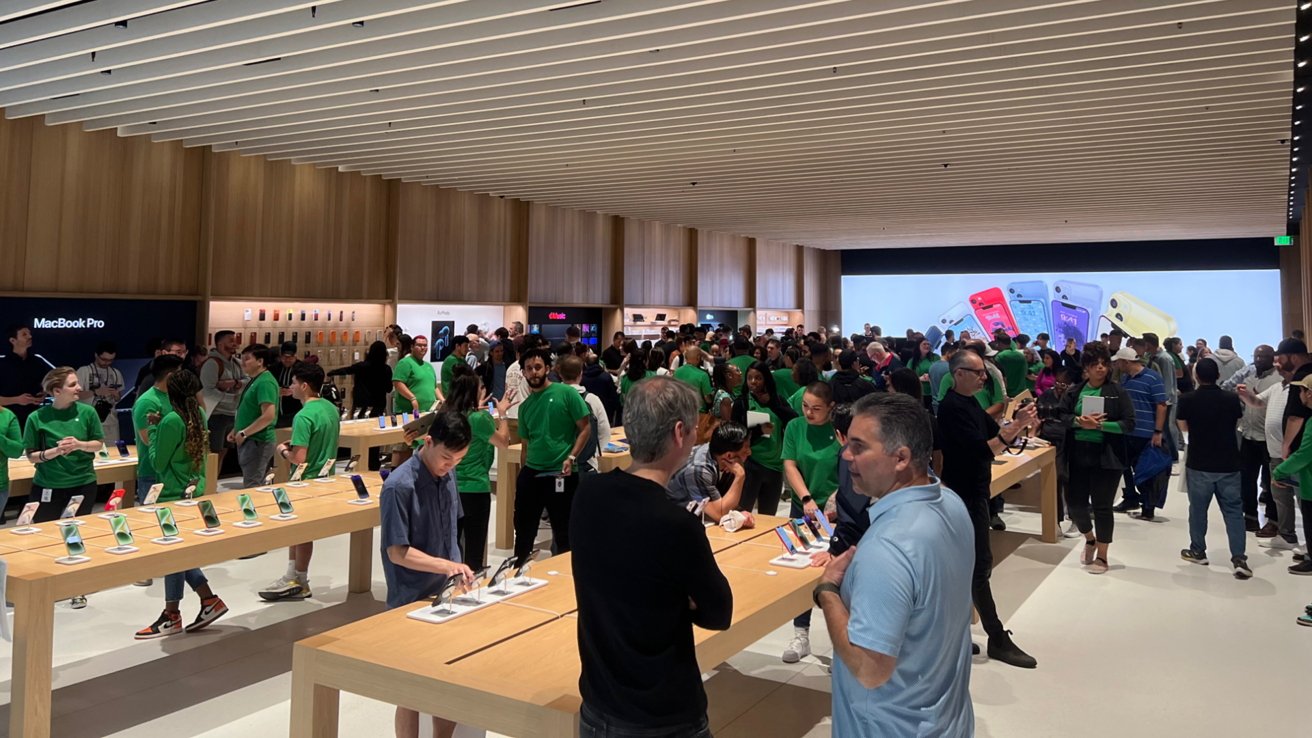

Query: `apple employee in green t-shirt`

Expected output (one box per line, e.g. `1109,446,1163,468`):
392,334,440,466
228,344,280,488
23,367,104,523
445,368,515,570
513,348,592,562
130,354,184,507
441,335,471,397
260,363,341,602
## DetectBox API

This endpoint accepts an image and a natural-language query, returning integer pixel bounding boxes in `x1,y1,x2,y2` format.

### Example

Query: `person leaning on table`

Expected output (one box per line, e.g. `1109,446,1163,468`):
571,376,732,738
379,410,475,738
813,393,975,737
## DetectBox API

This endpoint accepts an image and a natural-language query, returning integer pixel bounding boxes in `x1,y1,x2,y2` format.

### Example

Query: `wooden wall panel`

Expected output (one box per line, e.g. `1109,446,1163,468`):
0,116,204,295
527,203,615,305
696,230,752,308
755,239,801,309
622,219,692,306
393,183,528,303
1281,241,1302,337
205,151,391,300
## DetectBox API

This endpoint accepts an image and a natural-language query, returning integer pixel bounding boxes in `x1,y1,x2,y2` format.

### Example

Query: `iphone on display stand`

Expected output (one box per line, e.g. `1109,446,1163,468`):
56,524,91,564
235,493,261,527
176,484,199,506
153,507,183,544
811,512,835,538
348,474,372,504
1006,280,1051,338
59,495,85,525
115,439,130,458
99,488,126,517
486,557,518,596
138,483,165,512
270,488,297,520
343,454,361,472
243,309,253,321
969,287,1019,337
316,458,338,480
12,502,42,534
106,513,139,554
289,463,307,482
195,499,224,536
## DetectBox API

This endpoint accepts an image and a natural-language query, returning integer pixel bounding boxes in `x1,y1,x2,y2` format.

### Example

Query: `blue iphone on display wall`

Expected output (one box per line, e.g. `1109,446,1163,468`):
1006,280,1050,338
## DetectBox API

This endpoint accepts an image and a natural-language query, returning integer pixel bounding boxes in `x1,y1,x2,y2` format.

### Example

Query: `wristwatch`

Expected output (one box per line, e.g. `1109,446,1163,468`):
567,454,577,463
800,494,813,504
813,582,842,608
237,430,246,440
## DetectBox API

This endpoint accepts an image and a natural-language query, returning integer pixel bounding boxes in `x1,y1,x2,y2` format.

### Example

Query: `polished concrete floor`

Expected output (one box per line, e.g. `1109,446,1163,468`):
2,472,1309,737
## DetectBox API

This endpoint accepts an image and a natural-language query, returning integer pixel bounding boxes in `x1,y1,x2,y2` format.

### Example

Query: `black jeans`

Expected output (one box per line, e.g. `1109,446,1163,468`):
32,482,97,523
513,466,577,561
457,492,492,571
1068,445,1121,544
737,458,783,516
1238,437,1270,523
955,492,1005,639
579,704,711,738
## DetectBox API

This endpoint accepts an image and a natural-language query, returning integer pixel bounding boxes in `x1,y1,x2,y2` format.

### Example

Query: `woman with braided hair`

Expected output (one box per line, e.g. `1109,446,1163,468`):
136,369,229,639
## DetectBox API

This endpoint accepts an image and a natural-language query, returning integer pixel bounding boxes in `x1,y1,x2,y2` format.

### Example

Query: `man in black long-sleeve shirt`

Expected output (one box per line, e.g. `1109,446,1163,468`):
571,376,732,737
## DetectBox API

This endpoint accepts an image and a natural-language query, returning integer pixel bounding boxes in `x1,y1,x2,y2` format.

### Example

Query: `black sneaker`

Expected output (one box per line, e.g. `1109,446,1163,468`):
1181,549,1209,566
1112,500,1139,514
987,630,1037,669
135,610,183,640
990,514,1006,531
971,643,981,655
1289,560,1312,576
1232,556,1253,580
185,596,228,633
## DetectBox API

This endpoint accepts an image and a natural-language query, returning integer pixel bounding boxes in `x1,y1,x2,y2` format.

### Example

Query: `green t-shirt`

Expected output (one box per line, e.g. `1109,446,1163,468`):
1027,361,1042,393
22,402,103,489
728,355,756,395
620,371,655,399
290,398,341,479
995,349,1028,398
936,373,1003,411
456,410,498,493
672,364,713,407
393,355,438,413
772,368,800,401
788,386,806,417
0,406,25,492
153,411,207,501
748,395,785,471
441,353,465,397
909,355,938,396
1074,385,1125,443
235,370,279,443
782,419,841,507
130,386,170,477
518,382,590,471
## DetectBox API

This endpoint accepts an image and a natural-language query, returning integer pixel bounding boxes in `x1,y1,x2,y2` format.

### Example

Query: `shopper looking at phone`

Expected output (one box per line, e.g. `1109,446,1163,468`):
200,330,245,474
227,344,279,488
75,341,125,444
259,363,339,602
0,325,53,427
512,348,592,561
571,376,732,738
136,369,228,638
813,393,974,737
380,410,474,738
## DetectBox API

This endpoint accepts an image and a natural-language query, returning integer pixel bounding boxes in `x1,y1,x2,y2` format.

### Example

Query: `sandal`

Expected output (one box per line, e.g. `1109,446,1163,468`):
1089,557,1109,575
1081,540,1097,565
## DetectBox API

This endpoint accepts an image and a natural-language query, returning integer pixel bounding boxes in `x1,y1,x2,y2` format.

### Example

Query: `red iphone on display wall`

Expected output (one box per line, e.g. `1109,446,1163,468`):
969,288,1019,337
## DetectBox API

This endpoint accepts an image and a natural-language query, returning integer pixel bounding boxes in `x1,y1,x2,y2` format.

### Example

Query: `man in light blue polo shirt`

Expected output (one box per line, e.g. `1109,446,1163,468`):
813,393,975,737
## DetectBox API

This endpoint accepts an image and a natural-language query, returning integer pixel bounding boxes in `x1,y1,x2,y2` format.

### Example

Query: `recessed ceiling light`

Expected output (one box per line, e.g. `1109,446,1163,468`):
1301,87,1308,93
1301,60,1309,67
1303,2,1311,11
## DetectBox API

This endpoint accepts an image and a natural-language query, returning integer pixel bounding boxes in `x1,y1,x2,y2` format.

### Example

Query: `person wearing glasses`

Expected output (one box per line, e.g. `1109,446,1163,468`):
937,348,1039,669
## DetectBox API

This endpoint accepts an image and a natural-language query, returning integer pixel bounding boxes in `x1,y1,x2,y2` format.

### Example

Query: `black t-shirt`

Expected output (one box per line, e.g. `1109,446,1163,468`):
1177,385,1244,473
600,346,624,371
0,350,52,427
570,469,733,727
936,389,998,501
1283,363,1312,453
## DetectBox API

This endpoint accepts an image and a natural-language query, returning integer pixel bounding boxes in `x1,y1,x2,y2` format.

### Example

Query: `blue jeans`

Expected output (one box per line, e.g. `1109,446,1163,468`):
1185,469,1246,559
165,569,208,603
579,705,711,738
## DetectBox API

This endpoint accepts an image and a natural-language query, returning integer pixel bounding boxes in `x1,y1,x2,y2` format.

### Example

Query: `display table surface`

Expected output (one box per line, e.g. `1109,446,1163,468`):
274,417,409,481
3,472,384,738
6,453,219,508
494,426,630,549
290,514,804,738
987,444,1059,544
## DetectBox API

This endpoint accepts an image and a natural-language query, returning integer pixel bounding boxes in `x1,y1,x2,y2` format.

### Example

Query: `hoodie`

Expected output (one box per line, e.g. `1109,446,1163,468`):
829,369,877,405
1210,349,1246,384
581,361,621,425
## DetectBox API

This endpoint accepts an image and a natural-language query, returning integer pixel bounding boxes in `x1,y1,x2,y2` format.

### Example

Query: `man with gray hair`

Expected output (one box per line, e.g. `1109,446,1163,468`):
571,377,732,737
814,393,975,736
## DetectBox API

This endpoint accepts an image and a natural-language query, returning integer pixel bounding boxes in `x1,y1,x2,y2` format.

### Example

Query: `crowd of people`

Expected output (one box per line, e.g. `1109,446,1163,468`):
3,316,1310,737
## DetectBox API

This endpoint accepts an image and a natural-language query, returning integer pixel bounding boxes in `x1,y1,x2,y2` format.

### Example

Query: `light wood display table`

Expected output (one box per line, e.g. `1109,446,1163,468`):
289,515,809,738
6,453,219,508
493,427,630,549
274,418,409,481
3,472,385,738
988,444,1059,544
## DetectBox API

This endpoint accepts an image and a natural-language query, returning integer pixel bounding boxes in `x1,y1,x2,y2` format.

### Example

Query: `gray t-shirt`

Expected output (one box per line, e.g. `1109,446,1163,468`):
379,454,463,609
1151,349,1178,404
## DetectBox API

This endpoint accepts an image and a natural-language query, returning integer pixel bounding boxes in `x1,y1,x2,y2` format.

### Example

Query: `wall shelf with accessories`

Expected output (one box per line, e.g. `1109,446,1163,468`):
622,307,693,343
755,310,803,337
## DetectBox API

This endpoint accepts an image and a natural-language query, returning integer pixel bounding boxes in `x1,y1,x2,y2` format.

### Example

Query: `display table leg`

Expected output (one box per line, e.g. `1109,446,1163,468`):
9,577,55,738
494,458,520,550
290,645,340,738
1039,456,1058,543
348,528,373,595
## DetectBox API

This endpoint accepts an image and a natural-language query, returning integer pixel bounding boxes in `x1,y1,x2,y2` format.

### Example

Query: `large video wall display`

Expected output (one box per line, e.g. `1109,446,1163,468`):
841,270,1282,354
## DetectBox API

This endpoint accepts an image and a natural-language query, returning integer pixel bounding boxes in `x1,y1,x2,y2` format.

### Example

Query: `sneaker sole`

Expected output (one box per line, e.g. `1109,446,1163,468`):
261,590,311,602
258,589,300,601
1181,555,1209,566
1298,617,1312,627
781,654,803,664
134,628,181,640
1289,568,1312,576
1234,569,1253,580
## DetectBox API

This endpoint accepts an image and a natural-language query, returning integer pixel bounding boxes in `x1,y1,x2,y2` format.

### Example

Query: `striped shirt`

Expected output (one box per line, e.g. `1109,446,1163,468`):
1120,368,1167,439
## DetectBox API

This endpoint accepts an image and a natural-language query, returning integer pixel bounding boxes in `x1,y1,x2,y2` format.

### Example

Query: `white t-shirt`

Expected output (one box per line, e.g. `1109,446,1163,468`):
573,384,611,473
1261,382,1289,459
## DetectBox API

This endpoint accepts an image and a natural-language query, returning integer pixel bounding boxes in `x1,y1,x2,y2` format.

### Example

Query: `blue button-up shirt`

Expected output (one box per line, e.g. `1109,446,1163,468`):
379,454,462,609
831,479,975,737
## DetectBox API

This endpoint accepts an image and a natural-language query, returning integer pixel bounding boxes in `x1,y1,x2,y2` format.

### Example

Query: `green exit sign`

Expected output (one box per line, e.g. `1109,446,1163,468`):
1276,235,1294,246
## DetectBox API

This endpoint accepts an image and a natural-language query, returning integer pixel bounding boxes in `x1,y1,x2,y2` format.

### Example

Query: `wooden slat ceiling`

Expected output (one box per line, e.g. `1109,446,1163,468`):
0,0,1297,249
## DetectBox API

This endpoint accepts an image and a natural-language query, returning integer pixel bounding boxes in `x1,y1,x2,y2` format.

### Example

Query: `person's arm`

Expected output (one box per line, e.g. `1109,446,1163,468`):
1274,430,1312,478
386,545,474,583
153,417,181,479
0,412,23,460
703,464,746,522
563,416,591,475
1237,384,1266,408
1151,402,1167,447
683,525,733,630
815,547,901,690
1284,416,1305,458
717,394,733,422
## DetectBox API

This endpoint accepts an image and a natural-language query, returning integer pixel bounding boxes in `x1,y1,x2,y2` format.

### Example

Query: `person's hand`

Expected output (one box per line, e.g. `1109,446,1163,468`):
226,430,239,445
442,561,475,585
725,460,745,479
279,387,293,397
495,389,515,418
276,442,289,456
762,422,775,437
919,373,930,382
1075,415,1101,430
21,393,43,405
1151,432,1164,448
740,511,756,529
821,546,856,587
803,499,820,518
1015,402,1038,426
57,436,81,453
562,457,574,476
402,429,421,445
809,551,833,567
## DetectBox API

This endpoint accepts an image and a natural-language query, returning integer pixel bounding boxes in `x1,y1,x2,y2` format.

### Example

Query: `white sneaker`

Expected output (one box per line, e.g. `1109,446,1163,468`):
782,629,811,664
1062,521,1082,539
1260,536,1300,551
258,575,310,601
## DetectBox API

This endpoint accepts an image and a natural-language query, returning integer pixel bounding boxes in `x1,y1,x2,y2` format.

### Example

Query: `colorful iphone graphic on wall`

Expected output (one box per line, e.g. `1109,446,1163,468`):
1006,280,1051,338
1051,301,1091,347
1103,291,1179,339
936,302,987,340
969,287,1019,337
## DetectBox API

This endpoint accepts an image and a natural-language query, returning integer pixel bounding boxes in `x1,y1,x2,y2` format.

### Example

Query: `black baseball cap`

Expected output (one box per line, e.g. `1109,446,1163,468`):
1277,337,1308,355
